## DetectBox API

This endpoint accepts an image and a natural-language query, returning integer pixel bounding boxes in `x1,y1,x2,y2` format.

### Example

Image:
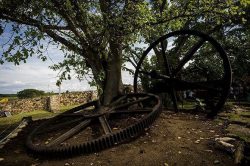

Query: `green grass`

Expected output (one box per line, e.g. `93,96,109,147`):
6,96,18,101
221,102,250,124
227,128,250,143
59,104,79,112
0,104,79,128
177,101,197,110
0,110,53,128
218,103,250,142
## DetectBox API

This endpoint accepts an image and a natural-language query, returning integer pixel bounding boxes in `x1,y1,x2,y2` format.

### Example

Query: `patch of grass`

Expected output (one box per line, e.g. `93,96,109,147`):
226,109,250,124
178,101,197,110
0,110,53,126
230,113,241,120
6,96,18,101
60,104,79,112
0,104,80,128
180,104,196,110
224,101,234,107
222,112,250,125
228,129,250,143
238,135,250,143
240,111,250,116
218,102,250,142
230,101,250,107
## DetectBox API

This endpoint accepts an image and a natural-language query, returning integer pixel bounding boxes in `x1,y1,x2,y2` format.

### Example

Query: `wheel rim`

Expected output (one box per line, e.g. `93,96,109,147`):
26,93,161,156
134,30,232,117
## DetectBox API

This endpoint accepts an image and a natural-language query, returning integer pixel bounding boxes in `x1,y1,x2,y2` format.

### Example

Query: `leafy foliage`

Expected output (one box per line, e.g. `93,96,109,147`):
0,0,249,102
124,0,249,82
17,89,45,99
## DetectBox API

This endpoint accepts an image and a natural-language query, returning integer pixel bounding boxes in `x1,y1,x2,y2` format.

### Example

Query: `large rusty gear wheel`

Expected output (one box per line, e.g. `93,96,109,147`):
134,30,232,117
26,93,161,157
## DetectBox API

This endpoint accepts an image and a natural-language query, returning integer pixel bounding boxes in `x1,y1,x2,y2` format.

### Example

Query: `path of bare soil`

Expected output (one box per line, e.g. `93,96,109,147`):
0,111,235,166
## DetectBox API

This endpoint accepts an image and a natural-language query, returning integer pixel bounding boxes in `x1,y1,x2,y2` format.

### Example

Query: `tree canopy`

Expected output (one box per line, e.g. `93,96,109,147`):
0,0,249,104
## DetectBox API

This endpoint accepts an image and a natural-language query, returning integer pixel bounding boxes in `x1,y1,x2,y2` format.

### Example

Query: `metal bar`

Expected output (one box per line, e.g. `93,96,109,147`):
36,117,83,134
161,41,178,112
172,39,205,76
109,95,127,107
58,112,102,118
149,72,222,92
98,116,112,135
111,96,150,110
47,119,91,147
164,77,222,92
0,118,29,145
109,108,152,114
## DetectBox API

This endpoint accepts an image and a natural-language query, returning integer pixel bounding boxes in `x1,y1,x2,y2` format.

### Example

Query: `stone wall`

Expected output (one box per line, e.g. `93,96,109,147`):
0,91,97,114
3,97,48,114
48,95,60,113
59,91,97,106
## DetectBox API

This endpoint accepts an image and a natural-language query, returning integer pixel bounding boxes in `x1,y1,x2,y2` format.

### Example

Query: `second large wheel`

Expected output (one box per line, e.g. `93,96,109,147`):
134,30,232,117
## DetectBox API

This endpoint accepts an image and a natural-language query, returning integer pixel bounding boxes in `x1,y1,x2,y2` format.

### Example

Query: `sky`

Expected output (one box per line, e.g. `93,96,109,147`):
0,49,134,94
0,27,134,94
0,46,135,94
0,49,90,94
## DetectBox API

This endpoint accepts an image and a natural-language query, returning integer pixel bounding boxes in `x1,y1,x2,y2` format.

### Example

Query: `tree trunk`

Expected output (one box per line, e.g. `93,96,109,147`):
96,1,125,105
102,41,123,105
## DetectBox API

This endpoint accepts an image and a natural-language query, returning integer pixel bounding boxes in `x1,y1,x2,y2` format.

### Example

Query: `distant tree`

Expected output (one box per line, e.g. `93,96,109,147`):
17,89,45,99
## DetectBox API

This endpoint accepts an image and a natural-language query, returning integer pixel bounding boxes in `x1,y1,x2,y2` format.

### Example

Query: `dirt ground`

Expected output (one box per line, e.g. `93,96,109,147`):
0,110,236,166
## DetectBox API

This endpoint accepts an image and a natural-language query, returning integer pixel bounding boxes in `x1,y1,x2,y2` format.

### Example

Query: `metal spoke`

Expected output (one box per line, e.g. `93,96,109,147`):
172,79,223,92
58,112,102,118
148,72,223,92
111,96,150,111
161,41,171,76
139,70,167,79
172,39,206,76
37,117,83,134
109,95,127,107
160,41,178,111
47,119,91,147
98,116,112,134
64,101,97,114
168,35,189,57
74,108,95,113
139,70,158,79
109,108,152,114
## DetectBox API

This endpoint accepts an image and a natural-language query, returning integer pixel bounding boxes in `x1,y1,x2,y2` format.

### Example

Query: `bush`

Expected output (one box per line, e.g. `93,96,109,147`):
17,89,45,99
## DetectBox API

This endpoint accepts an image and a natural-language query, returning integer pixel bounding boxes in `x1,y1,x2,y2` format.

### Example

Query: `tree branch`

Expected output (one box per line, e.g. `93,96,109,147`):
50,0,90,47
0,13,70,30
149,10,228,26
42,28,82,54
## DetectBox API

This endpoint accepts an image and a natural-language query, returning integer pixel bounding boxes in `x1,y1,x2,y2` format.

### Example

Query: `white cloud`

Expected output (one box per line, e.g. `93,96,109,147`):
0,58,134,94
0,29,139,94
14,80,25,85
0,47,94,94
0,25,96,94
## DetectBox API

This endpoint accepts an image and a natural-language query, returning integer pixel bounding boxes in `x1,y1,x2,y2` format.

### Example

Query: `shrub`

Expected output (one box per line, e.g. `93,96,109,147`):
17,89,45,99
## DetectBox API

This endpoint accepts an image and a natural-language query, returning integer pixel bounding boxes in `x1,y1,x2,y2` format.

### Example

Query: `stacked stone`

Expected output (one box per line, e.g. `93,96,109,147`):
1,91,98,114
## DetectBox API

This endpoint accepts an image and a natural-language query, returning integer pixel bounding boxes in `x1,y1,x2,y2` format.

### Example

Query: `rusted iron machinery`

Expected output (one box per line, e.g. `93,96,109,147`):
26,30,231,156
134,30,232,117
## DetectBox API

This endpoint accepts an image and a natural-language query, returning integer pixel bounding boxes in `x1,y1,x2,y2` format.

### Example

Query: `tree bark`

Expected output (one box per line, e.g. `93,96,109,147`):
99,0,124,105
102,41,123,105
